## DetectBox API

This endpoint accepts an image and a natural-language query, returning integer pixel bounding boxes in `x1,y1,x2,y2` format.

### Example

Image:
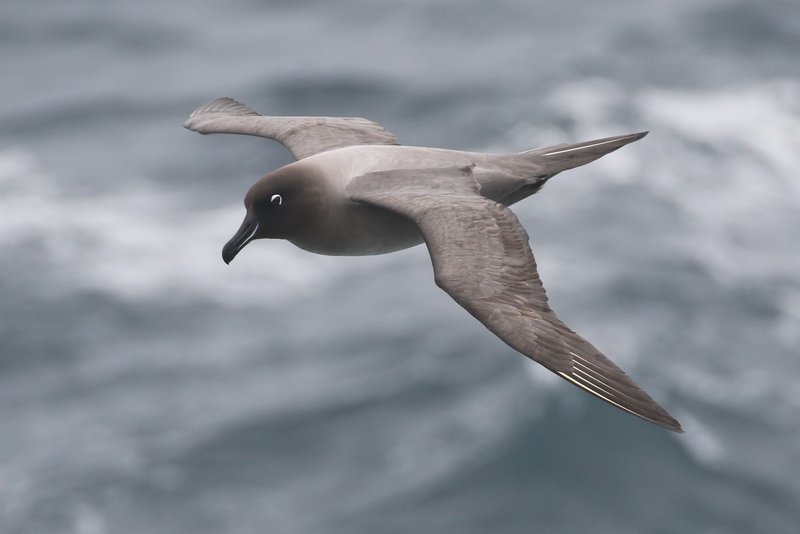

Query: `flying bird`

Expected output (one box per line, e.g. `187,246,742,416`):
185,97,682,432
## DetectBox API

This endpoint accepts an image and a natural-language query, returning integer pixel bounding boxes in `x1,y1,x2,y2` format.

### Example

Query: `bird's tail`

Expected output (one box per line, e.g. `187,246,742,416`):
523,131,648,175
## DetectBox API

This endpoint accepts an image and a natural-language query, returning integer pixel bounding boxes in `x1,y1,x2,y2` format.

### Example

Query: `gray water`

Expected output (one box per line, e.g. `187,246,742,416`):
2,1,800,532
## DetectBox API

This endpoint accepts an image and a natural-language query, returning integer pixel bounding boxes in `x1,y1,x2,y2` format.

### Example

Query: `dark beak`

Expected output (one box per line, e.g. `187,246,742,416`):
222,215,259,264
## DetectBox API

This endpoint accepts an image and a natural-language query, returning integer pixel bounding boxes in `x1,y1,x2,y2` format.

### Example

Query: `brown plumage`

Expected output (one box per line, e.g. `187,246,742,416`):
185,97,682,432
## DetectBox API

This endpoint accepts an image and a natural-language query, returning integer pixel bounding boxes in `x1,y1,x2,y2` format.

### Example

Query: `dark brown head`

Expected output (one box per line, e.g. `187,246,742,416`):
222,168,321,264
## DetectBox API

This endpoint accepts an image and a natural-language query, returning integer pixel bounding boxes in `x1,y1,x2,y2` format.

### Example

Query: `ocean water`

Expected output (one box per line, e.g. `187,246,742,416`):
2,1,800,532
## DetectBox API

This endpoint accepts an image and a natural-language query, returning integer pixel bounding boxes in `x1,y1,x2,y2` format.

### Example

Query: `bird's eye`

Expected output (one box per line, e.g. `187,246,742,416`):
270,194,282,206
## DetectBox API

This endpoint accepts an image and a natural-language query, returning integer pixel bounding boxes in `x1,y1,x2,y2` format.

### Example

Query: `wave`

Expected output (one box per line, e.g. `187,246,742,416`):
510,78,800,467
6,79,797,306
0,149,366,307
531,78,800,281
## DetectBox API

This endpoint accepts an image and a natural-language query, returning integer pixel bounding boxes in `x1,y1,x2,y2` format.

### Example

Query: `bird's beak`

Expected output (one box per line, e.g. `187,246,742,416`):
222,214,259,264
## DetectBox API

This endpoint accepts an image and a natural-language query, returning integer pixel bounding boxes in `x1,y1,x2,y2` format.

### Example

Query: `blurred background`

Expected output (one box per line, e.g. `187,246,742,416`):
2,0,799,532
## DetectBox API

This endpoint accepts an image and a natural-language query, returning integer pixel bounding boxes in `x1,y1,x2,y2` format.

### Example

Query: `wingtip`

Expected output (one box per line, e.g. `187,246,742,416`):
666,417,684,433
623,406,684,433
613,130,648,145
183,116,210,134
556,368,683,433
632,401,683,433
540,131,650,160
644,406,683,433
184,97,260,126
657,416,684,433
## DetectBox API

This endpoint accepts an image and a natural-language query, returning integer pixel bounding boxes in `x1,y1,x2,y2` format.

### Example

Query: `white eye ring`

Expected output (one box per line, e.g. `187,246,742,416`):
270,194,282,206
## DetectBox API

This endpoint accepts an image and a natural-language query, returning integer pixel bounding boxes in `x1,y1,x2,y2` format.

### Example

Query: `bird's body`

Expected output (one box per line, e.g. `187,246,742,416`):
269,144,546,255
185,97,683,432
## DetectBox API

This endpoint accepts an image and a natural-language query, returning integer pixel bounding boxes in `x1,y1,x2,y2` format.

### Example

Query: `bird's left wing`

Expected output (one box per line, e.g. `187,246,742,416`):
347,165,682,432
184,97,400,160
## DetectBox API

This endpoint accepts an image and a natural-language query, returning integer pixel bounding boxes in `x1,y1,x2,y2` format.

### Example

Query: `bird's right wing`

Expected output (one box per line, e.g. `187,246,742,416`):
184,97,400,160
347,165,682,432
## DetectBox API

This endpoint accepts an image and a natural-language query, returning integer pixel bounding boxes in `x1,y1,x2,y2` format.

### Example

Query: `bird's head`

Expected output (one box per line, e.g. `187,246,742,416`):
222,169,316,264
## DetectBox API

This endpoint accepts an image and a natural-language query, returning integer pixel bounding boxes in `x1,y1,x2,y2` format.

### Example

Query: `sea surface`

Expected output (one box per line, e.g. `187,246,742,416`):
2,1,800,532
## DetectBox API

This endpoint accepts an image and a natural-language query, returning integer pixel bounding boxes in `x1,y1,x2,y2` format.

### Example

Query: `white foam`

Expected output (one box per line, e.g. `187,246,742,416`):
542,79,800,283
674,412,726,465
509,78,800,313
0,149,350,307
508,79,800,451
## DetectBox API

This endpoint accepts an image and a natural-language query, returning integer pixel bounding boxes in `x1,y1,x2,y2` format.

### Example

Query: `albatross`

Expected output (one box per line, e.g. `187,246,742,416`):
184,97,682,432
